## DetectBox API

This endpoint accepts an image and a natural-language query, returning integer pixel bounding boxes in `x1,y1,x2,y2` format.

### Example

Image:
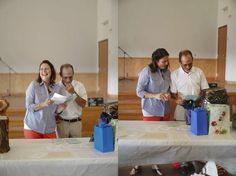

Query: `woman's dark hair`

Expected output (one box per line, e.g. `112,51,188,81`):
36,60,56,85
149,48,169,73
179,50,193,63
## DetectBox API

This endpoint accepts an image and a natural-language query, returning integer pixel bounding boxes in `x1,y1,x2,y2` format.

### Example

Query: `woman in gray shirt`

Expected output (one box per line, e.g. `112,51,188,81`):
137,48,171,121
131,48,171,175
24,60,63,138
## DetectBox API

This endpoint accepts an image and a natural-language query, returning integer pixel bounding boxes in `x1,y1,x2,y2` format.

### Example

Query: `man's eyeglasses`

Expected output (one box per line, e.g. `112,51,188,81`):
63,76,73,79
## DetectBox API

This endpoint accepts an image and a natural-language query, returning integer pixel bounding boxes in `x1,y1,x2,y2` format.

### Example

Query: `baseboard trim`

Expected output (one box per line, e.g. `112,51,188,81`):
226,81,236,85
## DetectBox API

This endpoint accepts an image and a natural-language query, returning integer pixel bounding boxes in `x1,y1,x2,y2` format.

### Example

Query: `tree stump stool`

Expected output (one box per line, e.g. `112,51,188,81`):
0,99,10,153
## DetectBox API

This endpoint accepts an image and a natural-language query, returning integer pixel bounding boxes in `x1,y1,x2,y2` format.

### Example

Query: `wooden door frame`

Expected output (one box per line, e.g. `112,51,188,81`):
98,39,108,97
217,25,227,84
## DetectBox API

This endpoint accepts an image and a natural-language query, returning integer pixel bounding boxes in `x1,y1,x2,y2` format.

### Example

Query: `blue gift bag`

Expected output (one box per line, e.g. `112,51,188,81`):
94,123,114,152
191,108,208,135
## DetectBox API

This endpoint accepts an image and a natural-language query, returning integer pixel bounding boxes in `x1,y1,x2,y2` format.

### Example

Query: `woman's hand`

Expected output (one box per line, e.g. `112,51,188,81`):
42,99,54,107
34,98,54,111
144,92,170,101
155,93,170,101
164,93,171,101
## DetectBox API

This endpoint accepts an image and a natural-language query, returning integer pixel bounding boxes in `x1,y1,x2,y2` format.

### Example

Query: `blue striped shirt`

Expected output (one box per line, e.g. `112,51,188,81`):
136,66,171,116
24,80,61,134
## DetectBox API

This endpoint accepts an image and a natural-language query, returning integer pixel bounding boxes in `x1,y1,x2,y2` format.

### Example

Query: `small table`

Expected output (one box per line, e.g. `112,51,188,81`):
0,138,117,176
118,120,236,174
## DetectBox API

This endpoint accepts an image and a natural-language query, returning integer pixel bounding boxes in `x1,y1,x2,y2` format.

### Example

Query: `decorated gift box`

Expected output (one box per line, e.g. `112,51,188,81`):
109,119,118,151
206,104,230,135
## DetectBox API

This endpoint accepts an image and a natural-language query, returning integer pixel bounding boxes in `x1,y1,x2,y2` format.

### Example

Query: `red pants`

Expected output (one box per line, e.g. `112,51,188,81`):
24,129,56,139
143,114,171,121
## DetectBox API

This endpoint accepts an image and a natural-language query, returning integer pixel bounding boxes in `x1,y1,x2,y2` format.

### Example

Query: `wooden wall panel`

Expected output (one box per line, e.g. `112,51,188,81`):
119,57,217,81
81,106,103,137
7,106,103,138
229,92,236,118
0,73,98,95
226,81,236,85
119,93,236,121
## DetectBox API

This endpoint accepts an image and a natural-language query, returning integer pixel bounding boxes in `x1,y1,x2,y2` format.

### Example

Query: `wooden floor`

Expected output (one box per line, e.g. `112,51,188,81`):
3,92,117,139
119,79,236,121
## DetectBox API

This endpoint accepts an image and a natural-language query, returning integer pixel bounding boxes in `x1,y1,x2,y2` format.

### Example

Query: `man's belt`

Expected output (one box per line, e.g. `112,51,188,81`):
59,117,81,123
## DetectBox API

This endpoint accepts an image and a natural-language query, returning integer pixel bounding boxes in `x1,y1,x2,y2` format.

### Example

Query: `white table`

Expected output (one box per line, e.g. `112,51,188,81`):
118,121,236,174
0,138,118,176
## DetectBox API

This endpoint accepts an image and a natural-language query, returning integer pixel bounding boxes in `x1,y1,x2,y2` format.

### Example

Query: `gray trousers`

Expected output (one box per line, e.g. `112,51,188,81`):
56,120,82,138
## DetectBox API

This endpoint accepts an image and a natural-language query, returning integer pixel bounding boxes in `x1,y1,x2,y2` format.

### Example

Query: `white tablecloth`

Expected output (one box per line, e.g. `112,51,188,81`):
118,121,236,174
0,138,117,176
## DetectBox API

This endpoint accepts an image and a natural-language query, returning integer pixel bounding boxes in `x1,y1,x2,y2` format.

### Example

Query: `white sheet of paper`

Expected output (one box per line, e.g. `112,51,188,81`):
202,161,218,176
51,93,70,105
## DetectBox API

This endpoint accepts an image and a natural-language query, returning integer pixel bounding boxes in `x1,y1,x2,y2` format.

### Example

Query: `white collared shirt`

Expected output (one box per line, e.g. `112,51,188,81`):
59,80,87,120
171,66,209,121
170,66,209,97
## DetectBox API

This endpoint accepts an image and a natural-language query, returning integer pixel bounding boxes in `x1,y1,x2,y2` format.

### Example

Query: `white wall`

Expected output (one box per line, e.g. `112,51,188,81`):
97,0,118,95
218,0,236,81
218,0,230,27
0,0,97,73
118,0,218,58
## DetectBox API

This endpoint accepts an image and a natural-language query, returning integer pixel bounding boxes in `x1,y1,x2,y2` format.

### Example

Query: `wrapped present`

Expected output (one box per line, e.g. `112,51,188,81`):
104,102,118,119
201,87,229,104
99,102,118,124
207,104,230,135
94,123,114,152
0,116,10,153
191,108,208,135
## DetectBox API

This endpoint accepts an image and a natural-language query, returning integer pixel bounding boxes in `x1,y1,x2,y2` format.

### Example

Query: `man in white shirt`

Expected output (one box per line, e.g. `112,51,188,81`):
56,64,87,138
171,50,209,121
